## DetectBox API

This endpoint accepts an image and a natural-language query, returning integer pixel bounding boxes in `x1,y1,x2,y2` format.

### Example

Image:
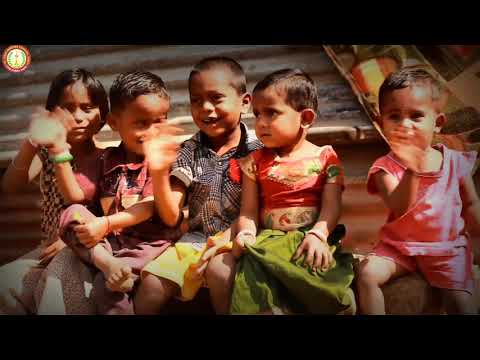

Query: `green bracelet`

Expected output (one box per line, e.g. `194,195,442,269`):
51,150,74,164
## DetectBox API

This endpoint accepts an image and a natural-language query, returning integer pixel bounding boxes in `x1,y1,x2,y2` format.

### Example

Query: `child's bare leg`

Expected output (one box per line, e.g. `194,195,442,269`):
134,274,178,315
91,245,134,293
356,255,409,314
441,289,477,314
205,252,236,315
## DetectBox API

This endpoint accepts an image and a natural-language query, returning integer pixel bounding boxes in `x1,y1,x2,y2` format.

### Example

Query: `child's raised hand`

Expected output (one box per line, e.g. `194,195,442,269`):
29,110,71,150
293,234,332,272
387,126,430,173
143,123,184,172
73,216,109,248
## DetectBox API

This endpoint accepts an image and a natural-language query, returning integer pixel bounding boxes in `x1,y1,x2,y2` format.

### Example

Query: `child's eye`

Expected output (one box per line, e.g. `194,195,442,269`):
212,94,224,102
411,112,424,119
388,114,401,121
81,105,95,113
135,120,147,128
268,110,278,118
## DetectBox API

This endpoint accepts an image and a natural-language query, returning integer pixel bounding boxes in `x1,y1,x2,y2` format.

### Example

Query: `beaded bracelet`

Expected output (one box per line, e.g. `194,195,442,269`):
50,150,74,164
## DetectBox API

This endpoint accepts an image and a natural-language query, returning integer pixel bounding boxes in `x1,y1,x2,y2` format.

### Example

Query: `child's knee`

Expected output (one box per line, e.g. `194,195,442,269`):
205,253,236,285
140,274,177,299
59,204,92,231
356,260,384,288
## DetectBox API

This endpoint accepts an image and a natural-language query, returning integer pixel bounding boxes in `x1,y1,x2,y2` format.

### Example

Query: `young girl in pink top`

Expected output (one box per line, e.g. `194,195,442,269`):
356,68,480,314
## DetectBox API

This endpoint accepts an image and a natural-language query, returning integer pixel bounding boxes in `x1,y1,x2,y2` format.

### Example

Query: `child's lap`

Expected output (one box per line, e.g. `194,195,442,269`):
373,241,474,293
61,203,173,273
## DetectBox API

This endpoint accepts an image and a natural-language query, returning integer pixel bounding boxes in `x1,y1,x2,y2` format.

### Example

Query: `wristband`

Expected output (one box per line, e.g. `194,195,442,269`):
306,229,328,244
50,150,74,164
237,230,256,244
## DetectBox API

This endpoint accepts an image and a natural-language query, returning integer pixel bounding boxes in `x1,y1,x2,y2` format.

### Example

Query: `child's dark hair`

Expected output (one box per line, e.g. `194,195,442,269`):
46,68,109,122
109,70,170,113
253,68,318,112
188,56,247,95
379,68,445,112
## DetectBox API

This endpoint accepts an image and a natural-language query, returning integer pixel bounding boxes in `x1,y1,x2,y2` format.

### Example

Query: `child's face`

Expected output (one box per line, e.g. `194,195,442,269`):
109,94,170,156
380,85,443,147
252,86,303,149
189,68,250,140
59,81,103,144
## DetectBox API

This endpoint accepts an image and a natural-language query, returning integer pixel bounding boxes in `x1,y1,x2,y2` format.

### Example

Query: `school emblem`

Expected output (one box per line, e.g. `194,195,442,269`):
2,45,31,73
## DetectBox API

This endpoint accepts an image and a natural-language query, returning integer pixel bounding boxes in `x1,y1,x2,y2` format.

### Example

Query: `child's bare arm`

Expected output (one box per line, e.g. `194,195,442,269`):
143,123,185,227
107,198,155,231
461,175,480,235
150,170,186,227
2,139,42,193
233,173,259,258
374,169,420,218
28,107,86,204
311,183,342,236
53,161,87,204
74,199,155,248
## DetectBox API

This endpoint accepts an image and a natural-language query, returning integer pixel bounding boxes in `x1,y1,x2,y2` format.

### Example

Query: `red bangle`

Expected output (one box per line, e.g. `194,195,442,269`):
306,229,328,244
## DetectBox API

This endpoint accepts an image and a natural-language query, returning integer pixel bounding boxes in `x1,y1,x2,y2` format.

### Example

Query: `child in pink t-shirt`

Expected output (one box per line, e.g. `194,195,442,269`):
356,68,480,314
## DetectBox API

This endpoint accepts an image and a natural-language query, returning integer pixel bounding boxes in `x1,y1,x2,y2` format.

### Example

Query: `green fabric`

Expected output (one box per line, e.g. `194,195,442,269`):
230,225,354,315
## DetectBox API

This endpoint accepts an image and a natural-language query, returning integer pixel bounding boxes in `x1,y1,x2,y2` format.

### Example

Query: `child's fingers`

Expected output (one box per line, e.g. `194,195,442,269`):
194,261,208,277
85,240,99,249
293,241,306,261
322,252,331,271
322,250,333,271
304,247,315,268
201,246,218,262
313,250,323,270
52,107,74,129
73,225,90,236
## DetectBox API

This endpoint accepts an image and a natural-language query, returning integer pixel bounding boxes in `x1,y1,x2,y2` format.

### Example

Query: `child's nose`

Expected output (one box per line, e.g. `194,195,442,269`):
401,118,414,129
72,110,86,124
256,115,266,126
202,101,215,112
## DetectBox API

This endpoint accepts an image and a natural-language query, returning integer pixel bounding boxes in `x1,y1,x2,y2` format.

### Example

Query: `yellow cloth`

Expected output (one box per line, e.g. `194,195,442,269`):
142,234,232,301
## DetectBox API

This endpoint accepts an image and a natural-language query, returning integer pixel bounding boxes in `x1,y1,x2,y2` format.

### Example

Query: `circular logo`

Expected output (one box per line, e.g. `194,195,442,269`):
2,45,31,73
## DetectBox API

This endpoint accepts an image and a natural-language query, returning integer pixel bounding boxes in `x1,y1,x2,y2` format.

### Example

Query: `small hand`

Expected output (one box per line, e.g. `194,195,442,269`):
143,124,184,172
73,216,109,248
387,126,430,173
28,108,69,151
293,234,333,272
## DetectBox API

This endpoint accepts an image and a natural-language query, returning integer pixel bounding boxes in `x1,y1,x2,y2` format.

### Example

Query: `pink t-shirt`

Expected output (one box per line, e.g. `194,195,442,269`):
367,144,477,257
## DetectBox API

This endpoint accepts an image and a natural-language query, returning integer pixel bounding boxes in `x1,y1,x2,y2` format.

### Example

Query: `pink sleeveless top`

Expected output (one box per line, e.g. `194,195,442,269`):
367,144,477,257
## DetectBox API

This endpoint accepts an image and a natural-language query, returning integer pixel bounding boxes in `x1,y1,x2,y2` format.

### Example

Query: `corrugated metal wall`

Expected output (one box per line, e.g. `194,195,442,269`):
0,45,387,264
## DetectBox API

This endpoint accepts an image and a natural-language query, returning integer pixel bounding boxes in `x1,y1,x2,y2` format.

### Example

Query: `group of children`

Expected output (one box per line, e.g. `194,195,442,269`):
1,56,479,315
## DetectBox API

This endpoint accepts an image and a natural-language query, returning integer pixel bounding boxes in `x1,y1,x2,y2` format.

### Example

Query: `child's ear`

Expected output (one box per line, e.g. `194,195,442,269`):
106,112,118,131
434,113,447,133
300,109,316,129
240,93,252,114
